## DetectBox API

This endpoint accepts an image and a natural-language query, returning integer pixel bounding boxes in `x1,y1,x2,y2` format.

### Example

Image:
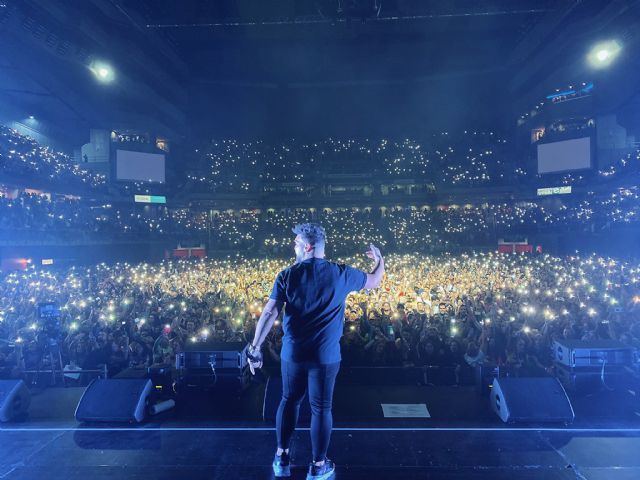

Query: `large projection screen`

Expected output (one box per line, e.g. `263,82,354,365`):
116,150,165,183
537,137,591,174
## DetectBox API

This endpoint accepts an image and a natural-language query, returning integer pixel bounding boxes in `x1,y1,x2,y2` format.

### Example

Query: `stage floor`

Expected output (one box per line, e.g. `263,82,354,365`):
1,381,639,479
1,426,640,479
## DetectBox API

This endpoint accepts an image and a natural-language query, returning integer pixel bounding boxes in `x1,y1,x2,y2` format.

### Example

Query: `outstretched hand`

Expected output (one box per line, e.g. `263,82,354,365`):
366,244,382,263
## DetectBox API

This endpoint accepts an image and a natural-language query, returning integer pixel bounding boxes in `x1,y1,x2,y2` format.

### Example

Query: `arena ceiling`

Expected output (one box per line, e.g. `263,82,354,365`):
120,0,564,86
1,0,638,141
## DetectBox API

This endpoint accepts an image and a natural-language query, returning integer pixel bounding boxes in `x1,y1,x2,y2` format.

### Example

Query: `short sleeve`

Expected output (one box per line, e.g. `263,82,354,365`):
344,265,367,292
269,270,287,304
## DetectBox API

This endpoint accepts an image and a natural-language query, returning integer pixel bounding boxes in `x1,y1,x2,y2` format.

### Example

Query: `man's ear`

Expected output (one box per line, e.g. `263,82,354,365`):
305,243,314,253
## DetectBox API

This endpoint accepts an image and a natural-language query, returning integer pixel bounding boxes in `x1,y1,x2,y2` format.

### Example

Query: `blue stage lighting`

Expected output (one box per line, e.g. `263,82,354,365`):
89,60,115,83
588,40,621,68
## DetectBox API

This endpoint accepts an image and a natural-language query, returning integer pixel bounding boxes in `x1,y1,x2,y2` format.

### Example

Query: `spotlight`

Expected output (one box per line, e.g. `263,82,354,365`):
588,40,621,68
89,60,115,83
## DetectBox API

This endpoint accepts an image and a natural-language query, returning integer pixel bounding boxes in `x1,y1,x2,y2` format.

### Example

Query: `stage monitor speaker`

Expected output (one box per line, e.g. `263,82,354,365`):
553,339,634,367
75,378,153,423
176,341,247,370
263,375,311,422
490,377,574,423
0,379,31,422
176,342,248,392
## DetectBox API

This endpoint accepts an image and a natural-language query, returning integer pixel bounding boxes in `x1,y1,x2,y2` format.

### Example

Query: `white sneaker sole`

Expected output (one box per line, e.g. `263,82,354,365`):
273,464,291,477
306,466,335,480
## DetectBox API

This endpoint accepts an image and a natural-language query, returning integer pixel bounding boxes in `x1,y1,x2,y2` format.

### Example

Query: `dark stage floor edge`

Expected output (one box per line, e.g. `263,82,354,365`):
1,380,640,479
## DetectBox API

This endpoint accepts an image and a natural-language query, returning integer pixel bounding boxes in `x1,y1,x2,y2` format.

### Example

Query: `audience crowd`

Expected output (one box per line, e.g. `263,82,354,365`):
187,134,640,193
2,189,640,251
1,252,639,384
2,123,638,197
2,126,640,387
0,126,106,191
186,133,515,192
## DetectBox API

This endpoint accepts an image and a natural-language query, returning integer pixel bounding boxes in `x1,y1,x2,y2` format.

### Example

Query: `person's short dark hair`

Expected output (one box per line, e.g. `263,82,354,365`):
292,223,326,248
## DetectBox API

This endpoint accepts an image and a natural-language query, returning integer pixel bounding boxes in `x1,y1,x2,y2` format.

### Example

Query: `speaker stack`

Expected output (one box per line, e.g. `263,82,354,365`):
175,341,248,391
553,339,636,392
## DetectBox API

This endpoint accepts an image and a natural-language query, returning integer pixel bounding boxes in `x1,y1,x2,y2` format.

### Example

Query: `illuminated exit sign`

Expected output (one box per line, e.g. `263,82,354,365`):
537,186,572,196
134,195,166,204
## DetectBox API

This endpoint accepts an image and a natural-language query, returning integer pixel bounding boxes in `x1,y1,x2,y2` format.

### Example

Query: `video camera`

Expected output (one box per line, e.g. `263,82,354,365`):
38,302,60,319
38,302,61,337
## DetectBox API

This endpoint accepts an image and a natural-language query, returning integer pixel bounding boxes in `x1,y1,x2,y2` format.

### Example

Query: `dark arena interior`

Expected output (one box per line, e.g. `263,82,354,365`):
2,0,640,479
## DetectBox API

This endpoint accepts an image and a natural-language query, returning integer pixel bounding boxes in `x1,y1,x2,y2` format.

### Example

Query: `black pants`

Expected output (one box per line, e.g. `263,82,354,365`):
276,360,340,462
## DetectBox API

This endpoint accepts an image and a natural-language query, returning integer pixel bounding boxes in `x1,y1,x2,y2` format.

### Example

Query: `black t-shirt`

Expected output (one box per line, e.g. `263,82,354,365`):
270,257,367,364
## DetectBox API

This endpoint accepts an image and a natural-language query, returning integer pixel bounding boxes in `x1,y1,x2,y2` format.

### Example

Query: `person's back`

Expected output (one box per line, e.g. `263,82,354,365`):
274,257,366,364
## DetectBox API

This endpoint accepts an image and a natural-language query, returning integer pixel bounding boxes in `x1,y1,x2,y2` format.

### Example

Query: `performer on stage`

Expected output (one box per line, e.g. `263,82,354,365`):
246,223,385,479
